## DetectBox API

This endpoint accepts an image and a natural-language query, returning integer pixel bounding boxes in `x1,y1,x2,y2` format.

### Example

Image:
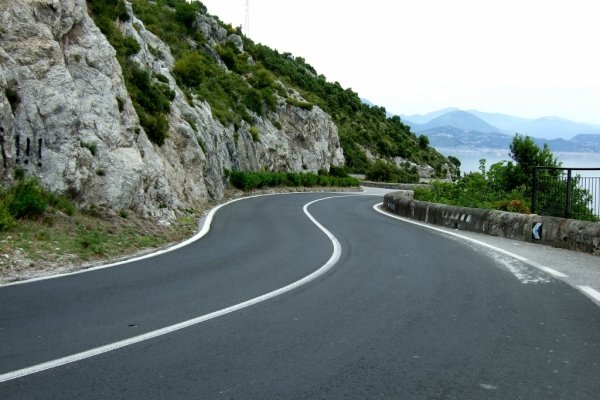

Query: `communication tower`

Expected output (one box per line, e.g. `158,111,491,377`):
244,0,250,36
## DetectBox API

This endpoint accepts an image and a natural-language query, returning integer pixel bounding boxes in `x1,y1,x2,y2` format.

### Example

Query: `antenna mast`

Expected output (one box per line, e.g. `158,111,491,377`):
244,0,250,36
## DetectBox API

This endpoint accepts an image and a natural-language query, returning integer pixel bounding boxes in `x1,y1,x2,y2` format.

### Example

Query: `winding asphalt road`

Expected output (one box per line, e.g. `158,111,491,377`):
1,192,599,399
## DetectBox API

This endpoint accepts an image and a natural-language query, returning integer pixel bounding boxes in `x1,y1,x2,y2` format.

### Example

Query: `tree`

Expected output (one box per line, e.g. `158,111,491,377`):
418,135,429,150
506,133,560,190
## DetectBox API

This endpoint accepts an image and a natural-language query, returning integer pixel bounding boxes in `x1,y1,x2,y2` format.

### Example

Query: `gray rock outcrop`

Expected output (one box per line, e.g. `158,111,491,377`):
0,0,344,219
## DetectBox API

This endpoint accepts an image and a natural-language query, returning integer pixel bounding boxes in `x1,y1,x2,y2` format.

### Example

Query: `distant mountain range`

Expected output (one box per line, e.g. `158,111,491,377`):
398,108,600,153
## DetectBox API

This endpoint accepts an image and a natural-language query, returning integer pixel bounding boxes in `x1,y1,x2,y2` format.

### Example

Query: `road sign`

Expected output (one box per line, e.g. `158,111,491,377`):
532,222,543,240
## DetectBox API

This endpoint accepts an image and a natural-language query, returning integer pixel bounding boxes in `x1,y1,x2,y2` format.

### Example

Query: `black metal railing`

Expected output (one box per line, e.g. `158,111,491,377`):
532,167,600,221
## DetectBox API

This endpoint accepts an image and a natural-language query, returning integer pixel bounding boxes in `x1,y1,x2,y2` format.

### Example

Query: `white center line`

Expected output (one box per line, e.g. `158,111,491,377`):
0,195,351,383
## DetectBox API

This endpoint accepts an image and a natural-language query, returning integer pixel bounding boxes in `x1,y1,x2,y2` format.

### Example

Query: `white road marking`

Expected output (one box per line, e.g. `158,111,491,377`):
579,286,600,303
373,203,569,278
0,195,348,383
536,266,568,278
374,204,600,306
495,258,551,285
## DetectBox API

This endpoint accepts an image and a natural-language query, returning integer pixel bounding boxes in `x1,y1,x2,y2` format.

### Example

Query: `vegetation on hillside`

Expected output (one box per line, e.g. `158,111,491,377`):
87,0,175,145
244,42,452,176
131,0,282,129
85,0,455,180
415,134,598,221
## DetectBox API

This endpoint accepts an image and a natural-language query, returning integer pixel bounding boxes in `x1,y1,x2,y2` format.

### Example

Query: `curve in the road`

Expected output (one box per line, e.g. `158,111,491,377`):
0,194,352,383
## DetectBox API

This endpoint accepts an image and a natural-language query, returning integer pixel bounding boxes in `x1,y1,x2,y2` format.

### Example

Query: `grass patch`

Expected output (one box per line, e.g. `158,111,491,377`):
0,177,201,281
0,206,202,281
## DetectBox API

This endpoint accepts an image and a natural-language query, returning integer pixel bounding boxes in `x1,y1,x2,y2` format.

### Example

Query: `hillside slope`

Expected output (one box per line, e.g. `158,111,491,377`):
0,0,453,218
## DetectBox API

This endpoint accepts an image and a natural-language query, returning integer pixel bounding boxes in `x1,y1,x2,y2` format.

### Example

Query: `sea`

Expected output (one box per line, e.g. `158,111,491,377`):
438,148,600,176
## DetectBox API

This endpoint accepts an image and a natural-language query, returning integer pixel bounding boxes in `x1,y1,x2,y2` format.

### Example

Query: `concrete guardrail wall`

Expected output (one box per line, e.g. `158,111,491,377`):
383,191,600,256
361,181,432,191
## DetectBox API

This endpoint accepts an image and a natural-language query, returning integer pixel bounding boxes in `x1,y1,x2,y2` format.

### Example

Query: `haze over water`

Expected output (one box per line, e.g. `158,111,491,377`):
442,149,600,176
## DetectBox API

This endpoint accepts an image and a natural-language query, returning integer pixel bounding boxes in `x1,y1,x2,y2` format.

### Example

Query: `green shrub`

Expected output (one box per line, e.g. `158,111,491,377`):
155,73,169,84
299,173,318,186
217,43,247,74
175,1,198,29
497,199,531,214
0,205,16,230
0,178,76,227
79,230,106,255
286,97,313,110
414,174,532,213
137,108,169,145
228,170,261,191
88,0,129,22
173,51,205,87
45,191,76,216
0,188,16,230
227,170,359,191
249,126,260,142
366,160,419,183
123,36,141,56
328,165,350,178
8,178,48,219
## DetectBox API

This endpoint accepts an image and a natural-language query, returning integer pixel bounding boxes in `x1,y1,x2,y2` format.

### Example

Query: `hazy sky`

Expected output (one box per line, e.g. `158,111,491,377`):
199,0,600,124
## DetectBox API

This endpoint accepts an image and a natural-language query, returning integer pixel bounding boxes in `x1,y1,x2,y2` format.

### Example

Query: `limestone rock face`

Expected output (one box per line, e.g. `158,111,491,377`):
0,0,344,219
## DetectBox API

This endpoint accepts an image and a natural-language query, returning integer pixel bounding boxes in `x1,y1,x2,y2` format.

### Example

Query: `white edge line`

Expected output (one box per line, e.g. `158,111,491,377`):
373,203,569,279
0,195,348,383
579,286,600,303
1,197,242,287
376,203,600,307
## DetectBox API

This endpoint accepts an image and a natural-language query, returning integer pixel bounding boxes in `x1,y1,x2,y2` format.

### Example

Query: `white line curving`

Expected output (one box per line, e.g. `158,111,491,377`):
579,286,600,303
0,195,348,383
373,203,569,278
373,204,600,307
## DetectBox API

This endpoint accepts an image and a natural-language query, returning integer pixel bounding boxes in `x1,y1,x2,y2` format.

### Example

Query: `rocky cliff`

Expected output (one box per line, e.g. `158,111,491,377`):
0,0,344,220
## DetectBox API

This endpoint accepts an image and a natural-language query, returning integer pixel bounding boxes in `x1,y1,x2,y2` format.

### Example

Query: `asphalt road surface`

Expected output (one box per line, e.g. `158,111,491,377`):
1,192,599,399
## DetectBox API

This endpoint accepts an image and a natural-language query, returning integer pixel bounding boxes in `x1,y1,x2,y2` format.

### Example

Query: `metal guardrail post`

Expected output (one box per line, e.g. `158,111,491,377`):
565,168,573,219
532,167,538,214
532,166,599,220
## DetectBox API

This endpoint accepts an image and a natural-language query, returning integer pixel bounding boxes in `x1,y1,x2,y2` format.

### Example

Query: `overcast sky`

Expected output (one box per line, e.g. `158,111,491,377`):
199,0,600,124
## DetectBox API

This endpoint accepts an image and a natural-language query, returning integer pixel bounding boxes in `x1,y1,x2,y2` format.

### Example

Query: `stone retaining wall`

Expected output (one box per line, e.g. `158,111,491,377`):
383,191,600,256
361,181,432,190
